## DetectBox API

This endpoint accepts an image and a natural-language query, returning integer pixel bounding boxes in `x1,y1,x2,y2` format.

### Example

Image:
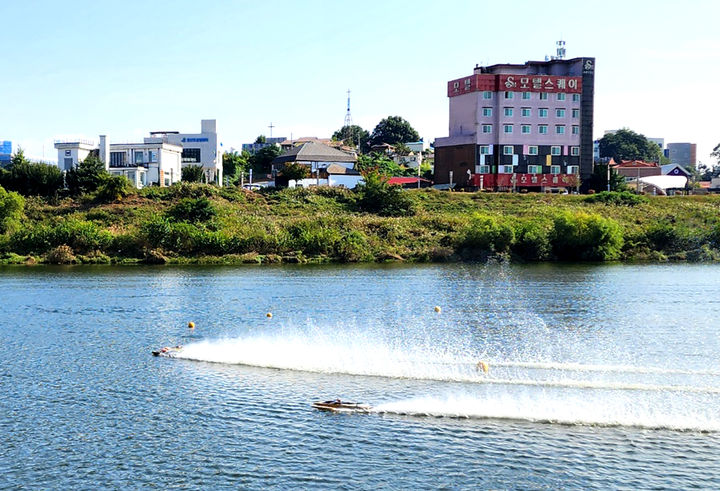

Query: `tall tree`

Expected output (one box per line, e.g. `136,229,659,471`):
250,145,282,174
332,125,370,153
222,150,250,185
254,135,267,144
368,116,420,148
598,129,663,163
66,155,109,196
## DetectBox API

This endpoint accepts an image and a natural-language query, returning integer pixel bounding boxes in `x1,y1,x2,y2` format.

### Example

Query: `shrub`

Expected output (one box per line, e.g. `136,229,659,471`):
95,175,134,202
0,185,24,234
46,245,76,264
0,162,64,197
10,219,112,255
513,219,552,261
283,219,342,256
166,197,218,223
645,222,700,253
66,155,109,196
182,165,205,183
584,191,647,206
461,214,515,255
356,171,415,217
550,211,624,261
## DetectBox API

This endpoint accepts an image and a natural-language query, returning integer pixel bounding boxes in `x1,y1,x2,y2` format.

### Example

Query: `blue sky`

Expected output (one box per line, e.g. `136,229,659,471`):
2,0,719,164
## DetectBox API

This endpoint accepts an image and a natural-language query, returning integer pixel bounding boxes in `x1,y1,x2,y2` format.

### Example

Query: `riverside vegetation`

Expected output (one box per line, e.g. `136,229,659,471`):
2,178,720,265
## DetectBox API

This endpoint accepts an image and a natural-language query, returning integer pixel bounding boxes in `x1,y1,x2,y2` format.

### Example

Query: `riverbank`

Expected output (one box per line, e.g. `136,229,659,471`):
2,183,720,265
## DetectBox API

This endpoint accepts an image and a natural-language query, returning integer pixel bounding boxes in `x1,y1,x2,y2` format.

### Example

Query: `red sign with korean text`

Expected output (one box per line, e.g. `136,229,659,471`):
498,75,582,94
447,74,496,97
471,173,578,188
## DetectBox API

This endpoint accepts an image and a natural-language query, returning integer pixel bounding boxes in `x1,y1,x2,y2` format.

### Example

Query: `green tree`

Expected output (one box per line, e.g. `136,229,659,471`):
332,125,370,152
66,155,109,196
250,145,282,174
182,164,205,182
95,175,133,202
254,135,267,144
280,162,310,181
355,170,416,217
598,129,663,163
368,116,420,148
585,163,627,192
222,151,250,185
0,150,63,197
0,185,24,234
356,153,410,176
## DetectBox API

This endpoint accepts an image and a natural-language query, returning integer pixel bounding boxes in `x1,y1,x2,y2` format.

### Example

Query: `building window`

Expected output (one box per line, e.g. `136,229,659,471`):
482,124,492,134
571,146,580,156
572,94,580,102
479,145,490,154
504,91,514,99
572,108,580,118
63,157,73,169
528,146,538,155
556,125,566,135
528,165,542,174
134,150,145,164
504,107,513,117
483,91,492,99
482,107,492,117
522,91,531,100
521,107,531,117
503,124,513,134
521,125,531,134
149,150,158,163
477,165,490,174
572,125,580,135
182,148,201,163
538,125,548,134
503,145,514,155
551,146,561,156
539,92,548,100
556,108,566,118
567,165,579,174
499,165,514,174
110,152,126,166
539,108,548,118
557,93,566,101
550,165,561,175
64,150,71,156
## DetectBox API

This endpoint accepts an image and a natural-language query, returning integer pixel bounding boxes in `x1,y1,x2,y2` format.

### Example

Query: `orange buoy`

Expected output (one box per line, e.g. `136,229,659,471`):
188,321,195,329
434,306,441,313
266,312,273,318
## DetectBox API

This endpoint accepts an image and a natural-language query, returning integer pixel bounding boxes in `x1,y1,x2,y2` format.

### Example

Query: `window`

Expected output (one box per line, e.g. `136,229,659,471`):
539,108,548,118
477,165,490,174
479,145,490,154
482,124,492,134
551,146,561,156
503,124,513,134
182,148,201,163
149,150,158,163
556,108,566,118
521,125,531,134
528,165,542,174
64,150,71,156
483,91,492,99
538,125,548,134
521,107,531,117
571,146,580,156
572,108,580,118
482,107,492,117
572,125,580,135
504,91,514,99
557,93,566,101
567,165,579,174
504,107,513,117
134,150,145,164
110,152,126,166
499,165,514,174
503,145,514,155
556,125,566,135
550,165,561,175
539,92,548,100
572,94,580,102
528,146,538,155
63,157,73,170
522,91,531,100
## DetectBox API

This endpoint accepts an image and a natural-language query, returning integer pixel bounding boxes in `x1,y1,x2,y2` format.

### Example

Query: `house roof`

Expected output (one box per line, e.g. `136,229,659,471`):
661,163,691,176
272,141,357,164
325,163,360,175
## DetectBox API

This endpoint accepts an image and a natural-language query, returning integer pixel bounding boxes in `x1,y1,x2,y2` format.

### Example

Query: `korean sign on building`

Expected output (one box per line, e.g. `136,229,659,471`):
448,74,582,97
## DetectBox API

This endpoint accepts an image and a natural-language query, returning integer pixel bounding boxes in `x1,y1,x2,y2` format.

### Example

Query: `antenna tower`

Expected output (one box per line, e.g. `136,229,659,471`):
344,89,353,127
551,40,566,60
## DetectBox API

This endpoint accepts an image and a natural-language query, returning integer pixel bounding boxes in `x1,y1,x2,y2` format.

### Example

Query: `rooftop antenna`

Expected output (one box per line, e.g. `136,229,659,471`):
344,89,353,127
268,122,275,138
550,39,566,60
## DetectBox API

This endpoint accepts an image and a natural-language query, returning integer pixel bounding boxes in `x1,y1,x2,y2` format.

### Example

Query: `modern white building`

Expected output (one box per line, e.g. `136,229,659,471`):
55,135,183,188
148,119,222,185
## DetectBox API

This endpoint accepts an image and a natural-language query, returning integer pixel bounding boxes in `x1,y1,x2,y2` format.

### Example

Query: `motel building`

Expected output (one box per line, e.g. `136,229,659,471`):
434,56,595,192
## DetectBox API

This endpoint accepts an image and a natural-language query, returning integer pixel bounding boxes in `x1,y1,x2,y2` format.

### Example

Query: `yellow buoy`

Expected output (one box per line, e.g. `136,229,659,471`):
477,361,489,373
188,321,195,329
434,306,441,313
266,312,273,318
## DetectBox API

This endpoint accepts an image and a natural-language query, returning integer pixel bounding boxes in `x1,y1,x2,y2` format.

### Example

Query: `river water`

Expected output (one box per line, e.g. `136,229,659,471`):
1,263,719,489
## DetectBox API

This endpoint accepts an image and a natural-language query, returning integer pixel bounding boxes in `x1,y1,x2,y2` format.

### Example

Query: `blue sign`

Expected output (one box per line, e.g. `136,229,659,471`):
0,140,11,155
181,137,209,143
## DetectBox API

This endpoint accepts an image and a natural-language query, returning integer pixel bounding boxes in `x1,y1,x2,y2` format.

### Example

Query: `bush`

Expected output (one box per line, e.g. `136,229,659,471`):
584,191,647,206
95,175,134,202
645,222,700,253
0,186,25,234
182,165,205,182
10,219,112,255
551,211,624,261
356,171,415,217
513,219,552,261
46,245,76,264
0,162,64,197
166,197,218,223
66,155,109,196
461,214,515,255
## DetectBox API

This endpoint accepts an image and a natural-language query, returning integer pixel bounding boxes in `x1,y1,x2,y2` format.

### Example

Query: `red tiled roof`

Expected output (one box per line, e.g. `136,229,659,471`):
612,159,659,168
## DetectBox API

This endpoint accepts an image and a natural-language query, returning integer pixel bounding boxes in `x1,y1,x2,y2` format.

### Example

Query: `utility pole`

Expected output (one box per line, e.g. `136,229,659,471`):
268,122,275,138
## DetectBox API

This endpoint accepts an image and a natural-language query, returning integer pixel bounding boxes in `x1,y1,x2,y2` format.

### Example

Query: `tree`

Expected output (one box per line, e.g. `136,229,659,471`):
182,164,205,182
0,185,24,234
598,129,663,163
356,153,409,177
332,125,370,153
585,163,627,192
66,155,109,196
355,170,416,217
222,151,250,185
255,135,267,144
394,142,411,156
0,149,63,197
368,116,420,148
250,145,282,174
95,175,133,202
280,162,310,181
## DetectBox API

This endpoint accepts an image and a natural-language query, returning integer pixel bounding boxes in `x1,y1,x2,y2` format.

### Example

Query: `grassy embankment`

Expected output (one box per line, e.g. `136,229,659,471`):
2,183,720,265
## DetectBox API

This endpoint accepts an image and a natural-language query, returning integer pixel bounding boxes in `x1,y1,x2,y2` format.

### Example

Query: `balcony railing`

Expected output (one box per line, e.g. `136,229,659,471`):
109,161,152,169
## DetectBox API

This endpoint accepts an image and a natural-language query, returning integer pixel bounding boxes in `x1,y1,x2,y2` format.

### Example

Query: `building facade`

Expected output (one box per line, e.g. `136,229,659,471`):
667,143,697,167
434,57,595,190
0,140,11,166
